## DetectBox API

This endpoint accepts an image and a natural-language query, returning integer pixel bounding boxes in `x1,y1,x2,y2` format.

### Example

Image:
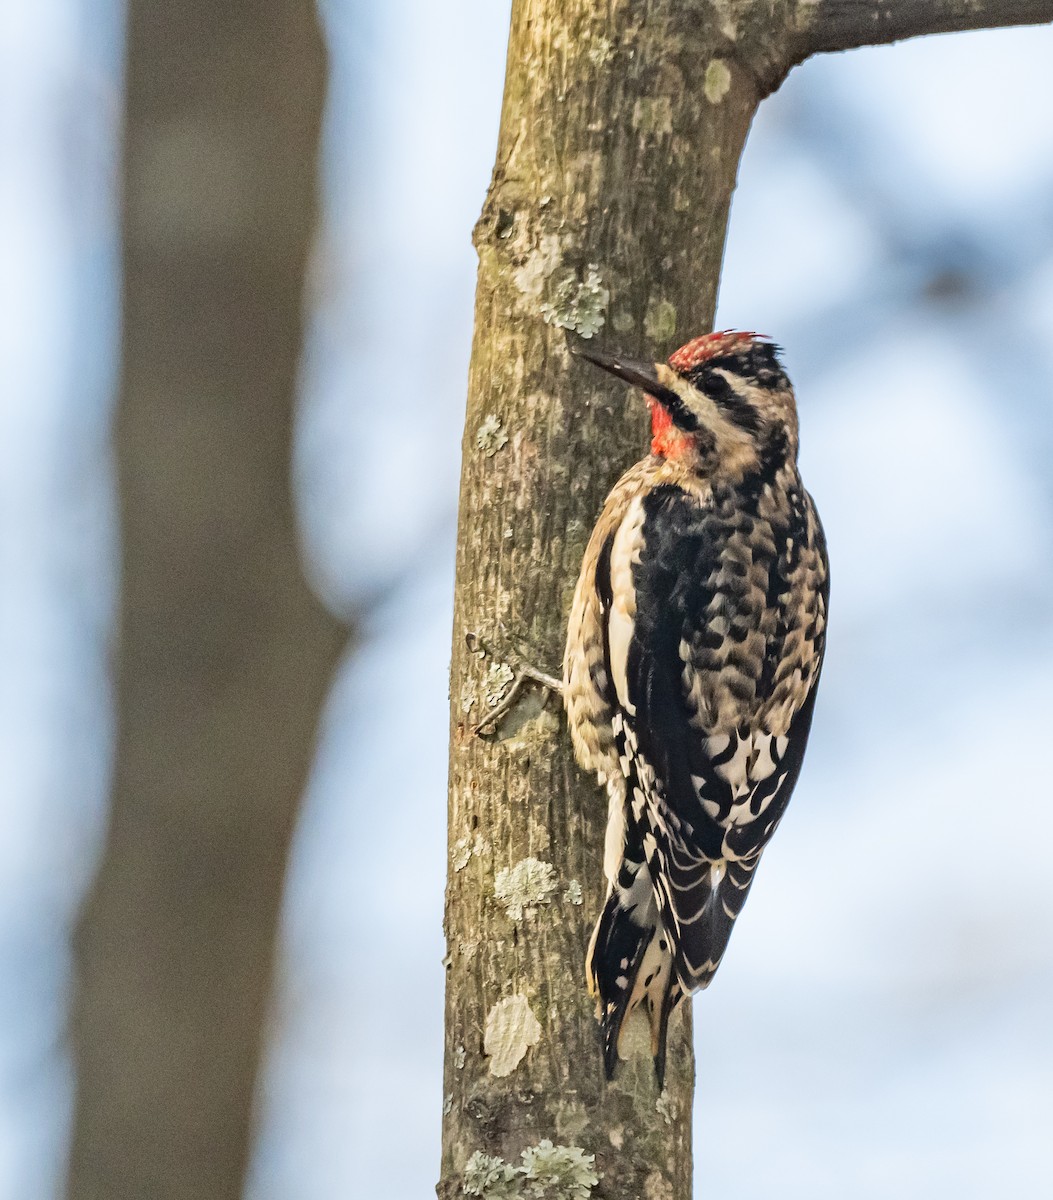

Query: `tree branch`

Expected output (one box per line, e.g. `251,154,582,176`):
789,0,1053,61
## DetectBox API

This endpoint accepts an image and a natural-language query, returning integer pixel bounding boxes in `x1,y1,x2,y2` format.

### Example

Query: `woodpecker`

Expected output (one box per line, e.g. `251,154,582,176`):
563,330,828,1085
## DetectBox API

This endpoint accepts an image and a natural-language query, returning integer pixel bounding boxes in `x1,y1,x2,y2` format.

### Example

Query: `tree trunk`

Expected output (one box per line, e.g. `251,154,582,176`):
441,2,1053,1198
441,4,758,1197
66,3,344,1199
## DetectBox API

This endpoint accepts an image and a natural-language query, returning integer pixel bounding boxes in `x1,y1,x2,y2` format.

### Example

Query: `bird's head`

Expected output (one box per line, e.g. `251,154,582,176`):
579,330,798,471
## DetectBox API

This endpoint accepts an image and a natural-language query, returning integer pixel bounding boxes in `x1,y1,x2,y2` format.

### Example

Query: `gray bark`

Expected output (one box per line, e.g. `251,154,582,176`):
441,2,1053,1198
66,3,344,1199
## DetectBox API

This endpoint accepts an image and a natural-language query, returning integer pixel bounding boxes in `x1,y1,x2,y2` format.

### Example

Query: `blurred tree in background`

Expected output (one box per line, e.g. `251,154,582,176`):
66,4,345,1198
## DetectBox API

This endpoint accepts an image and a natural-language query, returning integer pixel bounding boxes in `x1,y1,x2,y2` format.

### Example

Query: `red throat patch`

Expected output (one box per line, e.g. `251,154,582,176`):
648,397,694,458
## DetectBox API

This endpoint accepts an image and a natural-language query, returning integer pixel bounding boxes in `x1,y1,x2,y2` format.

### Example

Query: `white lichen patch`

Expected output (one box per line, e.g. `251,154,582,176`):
655,1088,679,1126
463,1150,519,1198
494,857,558,920
704,59,732,104
459,937,479,960
455,1043,467,1070
453,833,491,873
644,297,677,343
513,233,562,301
453,837,473,872
520,1141,598,1199
608,1125,624,1150
632,95,673,136
477,414,509,457
564,879,583,906
484,661,515,707
484,994,542,1077
540,265,609,339
460,677,477,713
587,35,613,66
443,1092,453,1116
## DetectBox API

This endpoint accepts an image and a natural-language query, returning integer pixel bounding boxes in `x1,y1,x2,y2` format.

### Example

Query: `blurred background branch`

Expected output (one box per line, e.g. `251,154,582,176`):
65,3,346,1198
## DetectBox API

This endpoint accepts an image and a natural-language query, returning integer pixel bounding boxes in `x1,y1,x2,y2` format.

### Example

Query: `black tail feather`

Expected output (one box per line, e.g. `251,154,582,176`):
587,888,680,1084
587,890,649,1079
650,972,684,1089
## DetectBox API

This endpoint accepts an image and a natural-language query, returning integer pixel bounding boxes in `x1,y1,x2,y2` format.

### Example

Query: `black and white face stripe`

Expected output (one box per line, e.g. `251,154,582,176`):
687,344,789,390
684,346,791,436
692,368,762,436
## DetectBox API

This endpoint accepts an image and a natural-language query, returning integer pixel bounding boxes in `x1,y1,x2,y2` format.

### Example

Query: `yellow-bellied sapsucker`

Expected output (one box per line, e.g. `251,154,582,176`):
564,331,829,1084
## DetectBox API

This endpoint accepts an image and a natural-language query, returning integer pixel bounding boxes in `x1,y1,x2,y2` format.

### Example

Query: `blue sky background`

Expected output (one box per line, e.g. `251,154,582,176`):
2,3,1053,1197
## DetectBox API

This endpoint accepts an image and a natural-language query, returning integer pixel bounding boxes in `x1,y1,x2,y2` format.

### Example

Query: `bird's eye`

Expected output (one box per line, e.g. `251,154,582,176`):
696,367,737,403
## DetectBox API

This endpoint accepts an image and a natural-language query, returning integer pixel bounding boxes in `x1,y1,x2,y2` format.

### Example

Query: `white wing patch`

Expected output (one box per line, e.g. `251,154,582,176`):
607,496,647,715
603,776,626,885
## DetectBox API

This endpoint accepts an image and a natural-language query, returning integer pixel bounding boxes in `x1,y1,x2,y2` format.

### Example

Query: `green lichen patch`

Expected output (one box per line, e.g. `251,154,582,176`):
540,265,609,339
463,1151,519,1198
520,1141,598,1198
704,58,731,104
564,879,583,906
462,1140,597,1199
494,857,558,920
644,297,677,343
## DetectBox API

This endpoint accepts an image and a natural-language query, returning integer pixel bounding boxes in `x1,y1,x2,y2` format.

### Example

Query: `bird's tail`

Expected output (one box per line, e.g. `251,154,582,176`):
586,867,685,1087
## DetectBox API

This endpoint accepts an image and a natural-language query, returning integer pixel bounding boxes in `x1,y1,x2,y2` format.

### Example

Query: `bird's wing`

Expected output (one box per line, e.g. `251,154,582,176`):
611,483,827,991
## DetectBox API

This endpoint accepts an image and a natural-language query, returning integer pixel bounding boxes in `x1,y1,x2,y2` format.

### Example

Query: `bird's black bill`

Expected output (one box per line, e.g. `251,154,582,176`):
575,347,681,409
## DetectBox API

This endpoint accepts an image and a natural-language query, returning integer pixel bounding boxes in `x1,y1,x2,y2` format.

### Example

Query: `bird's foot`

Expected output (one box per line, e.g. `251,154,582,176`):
465,631,563,737
472,663,563,736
